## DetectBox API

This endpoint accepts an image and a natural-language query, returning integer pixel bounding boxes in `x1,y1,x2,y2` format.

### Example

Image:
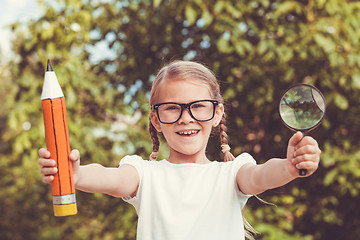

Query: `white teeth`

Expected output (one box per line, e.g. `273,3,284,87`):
178,130,198,135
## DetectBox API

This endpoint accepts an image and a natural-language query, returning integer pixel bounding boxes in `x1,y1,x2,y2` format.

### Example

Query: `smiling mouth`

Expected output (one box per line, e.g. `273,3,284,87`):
177,130,200,136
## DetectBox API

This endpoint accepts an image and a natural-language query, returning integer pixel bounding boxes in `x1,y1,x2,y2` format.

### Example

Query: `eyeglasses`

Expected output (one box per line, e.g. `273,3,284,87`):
152,100,219,124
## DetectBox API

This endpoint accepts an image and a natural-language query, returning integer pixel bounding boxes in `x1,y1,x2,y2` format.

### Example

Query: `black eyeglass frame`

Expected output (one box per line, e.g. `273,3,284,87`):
152,99,219,124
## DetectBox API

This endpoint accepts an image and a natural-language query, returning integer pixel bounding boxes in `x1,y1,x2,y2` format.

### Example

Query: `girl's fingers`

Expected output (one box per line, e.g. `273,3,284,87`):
40,166,58,176
69,149,80,162
292,153,319,165
295,160,318,172
294,145,321,157
287,132,303,161
39,148,80,163
38,148,51,158
295,136,319,149
38,158,56,167
288,132,304,147
42,175,55,184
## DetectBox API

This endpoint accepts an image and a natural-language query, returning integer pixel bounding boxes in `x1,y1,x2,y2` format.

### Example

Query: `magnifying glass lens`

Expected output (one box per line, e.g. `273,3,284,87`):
279,84,325,132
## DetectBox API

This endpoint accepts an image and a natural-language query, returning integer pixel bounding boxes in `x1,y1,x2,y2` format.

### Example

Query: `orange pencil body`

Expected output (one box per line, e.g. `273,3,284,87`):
41,60,77,216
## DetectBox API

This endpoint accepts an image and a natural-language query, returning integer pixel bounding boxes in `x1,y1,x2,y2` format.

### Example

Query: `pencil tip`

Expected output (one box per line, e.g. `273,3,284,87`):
47,59,53,71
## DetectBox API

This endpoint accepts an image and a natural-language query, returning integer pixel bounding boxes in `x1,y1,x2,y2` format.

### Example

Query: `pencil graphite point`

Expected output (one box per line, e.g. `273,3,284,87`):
47,59,54,72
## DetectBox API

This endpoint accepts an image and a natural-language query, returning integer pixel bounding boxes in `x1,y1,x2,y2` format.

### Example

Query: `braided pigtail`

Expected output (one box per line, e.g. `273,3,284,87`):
149,119,160,160
219,113,235,162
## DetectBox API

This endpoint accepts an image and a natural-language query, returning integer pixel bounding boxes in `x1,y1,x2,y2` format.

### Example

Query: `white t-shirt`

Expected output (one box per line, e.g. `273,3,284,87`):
119,153,256,240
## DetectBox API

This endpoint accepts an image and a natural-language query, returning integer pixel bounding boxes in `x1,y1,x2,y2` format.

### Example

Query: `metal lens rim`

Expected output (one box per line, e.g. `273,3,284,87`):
279,83,326,132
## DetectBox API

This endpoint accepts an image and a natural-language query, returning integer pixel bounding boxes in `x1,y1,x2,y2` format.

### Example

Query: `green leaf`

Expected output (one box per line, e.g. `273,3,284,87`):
314,33,336,53
201,10,213,26
257,41,268,55
185,5,197,25
275,1,304,16
213,1,225,14
352,73,360,89
324,169,338,186
153,0,162,7
216,38,233,54
334,92,349,110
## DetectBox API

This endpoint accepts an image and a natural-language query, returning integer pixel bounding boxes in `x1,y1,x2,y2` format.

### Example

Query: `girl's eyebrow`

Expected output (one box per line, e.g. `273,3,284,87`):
154,99,215,105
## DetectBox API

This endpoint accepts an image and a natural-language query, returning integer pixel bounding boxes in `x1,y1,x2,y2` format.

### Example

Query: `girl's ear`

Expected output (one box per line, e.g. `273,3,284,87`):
214,103,224,126
150,111,162,132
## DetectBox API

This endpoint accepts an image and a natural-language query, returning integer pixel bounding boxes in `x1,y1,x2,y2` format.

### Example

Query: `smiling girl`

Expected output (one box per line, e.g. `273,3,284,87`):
38,60,321,240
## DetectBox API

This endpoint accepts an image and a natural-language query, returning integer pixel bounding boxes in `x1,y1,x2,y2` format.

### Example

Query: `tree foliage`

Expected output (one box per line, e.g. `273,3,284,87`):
1,0,360,239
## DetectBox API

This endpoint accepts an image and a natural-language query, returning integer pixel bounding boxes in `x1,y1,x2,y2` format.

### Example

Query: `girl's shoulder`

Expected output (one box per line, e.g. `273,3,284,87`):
119,154,145,164
118,154,163,171
232,152,256,166
118,154,148,169
221,152,257,173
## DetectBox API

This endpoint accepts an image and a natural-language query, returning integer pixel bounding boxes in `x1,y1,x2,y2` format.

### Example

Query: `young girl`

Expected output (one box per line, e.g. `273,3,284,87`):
38,60,321,240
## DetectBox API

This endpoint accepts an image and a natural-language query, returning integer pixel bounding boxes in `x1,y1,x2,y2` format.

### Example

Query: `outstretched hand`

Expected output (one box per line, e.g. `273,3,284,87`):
38,148,80,184
286,132,321,177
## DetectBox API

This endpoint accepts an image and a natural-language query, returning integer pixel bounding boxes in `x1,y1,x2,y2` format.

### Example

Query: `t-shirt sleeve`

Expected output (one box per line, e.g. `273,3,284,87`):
232,152,257,208
233,152,256,171
118,155,144,203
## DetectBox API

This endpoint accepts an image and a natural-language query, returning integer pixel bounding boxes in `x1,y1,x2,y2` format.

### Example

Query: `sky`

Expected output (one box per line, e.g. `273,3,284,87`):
0,0,41,60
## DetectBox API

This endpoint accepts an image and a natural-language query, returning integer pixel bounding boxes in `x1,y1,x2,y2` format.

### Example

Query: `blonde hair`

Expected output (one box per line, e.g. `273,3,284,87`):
149,60,235,162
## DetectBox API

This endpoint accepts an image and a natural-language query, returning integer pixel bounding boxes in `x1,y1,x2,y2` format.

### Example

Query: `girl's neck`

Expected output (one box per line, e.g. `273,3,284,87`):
167,150,211,164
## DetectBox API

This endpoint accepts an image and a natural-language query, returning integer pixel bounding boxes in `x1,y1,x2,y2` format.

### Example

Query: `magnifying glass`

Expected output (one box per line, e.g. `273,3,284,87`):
279,83,326,176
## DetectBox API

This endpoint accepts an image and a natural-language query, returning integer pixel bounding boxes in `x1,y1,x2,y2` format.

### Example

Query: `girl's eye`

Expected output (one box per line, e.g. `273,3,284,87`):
191,104,206,109
164,105,180,111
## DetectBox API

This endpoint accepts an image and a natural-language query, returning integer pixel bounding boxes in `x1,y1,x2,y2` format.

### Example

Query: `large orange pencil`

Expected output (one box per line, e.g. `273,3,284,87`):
41,60,77,216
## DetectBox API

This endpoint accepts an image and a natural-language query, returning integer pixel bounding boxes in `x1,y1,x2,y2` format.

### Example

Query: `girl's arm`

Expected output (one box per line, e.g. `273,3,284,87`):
236,132,321,196
75,163,139,198
38,148,139,198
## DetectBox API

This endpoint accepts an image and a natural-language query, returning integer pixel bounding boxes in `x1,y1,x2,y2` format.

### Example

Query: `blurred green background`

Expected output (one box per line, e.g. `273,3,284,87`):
1,0,360,239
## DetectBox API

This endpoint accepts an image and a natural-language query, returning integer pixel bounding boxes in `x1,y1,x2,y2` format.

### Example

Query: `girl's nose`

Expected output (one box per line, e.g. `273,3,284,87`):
178,108,194,124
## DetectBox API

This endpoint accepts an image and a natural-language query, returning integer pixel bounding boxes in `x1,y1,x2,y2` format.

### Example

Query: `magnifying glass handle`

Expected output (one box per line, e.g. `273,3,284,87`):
299,169,307,176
